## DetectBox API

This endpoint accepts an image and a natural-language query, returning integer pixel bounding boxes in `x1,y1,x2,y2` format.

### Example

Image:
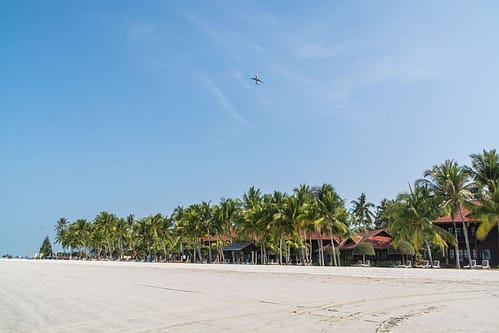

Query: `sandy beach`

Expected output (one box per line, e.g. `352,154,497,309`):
1,259,498,332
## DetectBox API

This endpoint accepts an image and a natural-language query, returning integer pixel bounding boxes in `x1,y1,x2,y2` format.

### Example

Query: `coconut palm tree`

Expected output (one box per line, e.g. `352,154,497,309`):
196,201,214,263
54,217,69,256
73,219,91,258
313,184,349,266
420,160,473,268
351,193,375,232
214,198,241,263
469,149,499,194
471,187,499,241
270,192,292,264
388,184,454,265
125,214,136,257
94,212,119,259
274,195,307,265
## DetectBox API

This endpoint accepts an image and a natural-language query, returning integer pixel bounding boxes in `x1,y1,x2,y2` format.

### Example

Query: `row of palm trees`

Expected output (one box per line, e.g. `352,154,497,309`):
54,149,499,267
54,184,353,265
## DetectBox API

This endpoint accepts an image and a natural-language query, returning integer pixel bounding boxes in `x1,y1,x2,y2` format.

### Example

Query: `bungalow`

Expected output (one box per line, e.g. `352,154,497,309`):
339,229,394,264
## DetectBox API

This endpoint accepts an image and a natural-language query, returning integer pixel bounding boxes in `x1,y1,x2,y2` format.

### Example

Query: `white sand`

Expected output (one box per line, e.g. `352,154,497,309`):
1,259,498,332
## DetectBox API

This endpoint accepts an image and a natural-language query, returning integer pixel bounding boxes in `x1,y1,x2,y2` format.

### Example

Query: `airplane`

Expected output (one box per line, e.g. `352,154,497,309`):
250,74,263,85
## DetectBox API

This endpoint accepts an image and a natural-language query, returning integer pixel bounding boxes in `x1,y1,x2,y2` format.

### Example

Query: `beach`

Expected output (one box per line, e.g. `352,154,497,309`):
1,259,498,332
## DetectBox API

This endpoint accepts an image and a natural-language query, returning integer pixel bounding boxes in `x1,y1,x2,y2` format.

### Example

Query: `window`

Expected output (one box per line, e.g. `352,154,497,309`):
473,249,477,259
481,249,491,260
380,250,387,260
470,226,476,237
449,248,454,259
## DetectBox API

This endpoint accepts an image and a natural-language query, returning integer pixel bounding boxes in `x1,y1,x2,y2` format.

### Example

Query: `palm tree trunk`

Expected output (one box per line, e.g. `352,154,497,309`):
329,226,337,266
207,226,212,263
318,231,324,266
279,237,283,265
298,228,306,266
452,218,461,269
424,239,433,267
331,242,338,266
458,206,473,268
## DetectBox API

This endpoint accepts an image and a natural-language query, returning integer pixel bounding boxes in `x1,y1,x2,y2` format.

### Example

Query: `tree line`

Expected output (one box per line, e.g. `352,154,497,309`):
53,149,499,267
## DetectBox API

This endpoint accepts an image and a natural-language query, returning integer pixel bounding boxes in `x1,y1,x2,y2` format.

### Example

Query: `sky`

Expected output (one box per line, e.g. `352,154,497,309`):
1,1,498,256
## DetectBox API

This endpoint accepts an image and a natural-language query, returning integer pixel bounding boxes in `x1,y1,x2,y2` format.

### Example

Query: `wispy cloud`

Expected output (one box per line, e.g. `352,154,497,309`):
297,41,351,59
200,75,248,126
128,21,158,43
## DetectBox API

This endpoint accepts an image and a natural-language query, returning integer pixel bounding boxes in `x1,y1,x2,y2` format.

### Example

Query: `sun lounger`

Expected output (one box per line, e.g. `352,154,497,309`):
464,259,480,269
359,260,370,267
351,259,363,267
432,260,440,268
481,260,490,269
393,260,401,268
419,260,431,268
403,260,412,268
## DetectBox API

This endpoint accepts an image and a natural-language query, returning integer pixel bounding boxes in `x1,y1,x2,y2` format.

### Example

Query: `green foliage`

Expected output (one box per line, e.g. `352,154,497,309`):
352,242,375,256
49,148,497,265
39,236,53,258
387,240,415,256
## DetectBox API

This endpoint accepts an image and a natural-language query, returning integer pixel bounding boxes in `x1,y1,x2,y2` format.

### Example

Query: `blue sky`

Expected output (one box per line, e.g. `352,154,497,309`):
1,1,498,256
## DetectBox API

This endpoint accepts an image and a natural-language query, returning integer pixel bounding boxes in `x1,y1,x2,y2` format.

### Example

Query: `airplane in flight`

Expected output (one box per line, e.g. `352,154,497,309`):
250,74,263,85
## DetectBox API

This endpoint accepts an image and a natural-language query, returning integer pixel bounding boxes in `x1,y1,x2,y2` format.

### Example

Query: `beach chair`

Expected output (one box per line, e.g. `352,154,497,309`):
352,259,362,267
481,260,490,269
359,260,370,267
464,259,479,269
393,260,401,268
432,260,440,268
403,260,412,268
420,260,431,268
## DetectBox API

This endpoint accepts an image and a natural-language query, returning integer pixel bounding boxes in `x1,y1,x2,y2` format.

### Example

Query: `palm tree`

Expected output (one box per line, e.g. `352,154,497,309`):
274,195,307,265
240,187,266,264
125,214,136,257
94,212,118,259
54,217,69,256
303,200,326,266
351,193,375,232
388,184,454,265
374,199,396,229
469,149,499,194
313,184,349,266
420,160,473,268
172,206,188,261
270,192,292,264
196,201,213,263
115,218,128,260
471,188,499,241
73,219,91,258
213,198,241,263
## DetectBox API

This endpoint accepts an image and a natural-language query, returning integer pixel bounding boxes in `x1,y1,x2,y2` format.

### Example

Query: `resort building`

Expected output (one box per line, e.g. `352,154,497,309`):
432,204,498,267
339,229,394,264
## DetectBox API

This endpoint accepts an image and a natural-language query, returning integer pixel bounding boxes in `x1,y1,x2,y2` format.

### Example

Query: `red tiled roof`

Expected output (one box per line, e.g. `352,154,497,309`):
300,231,341,244
340,229,393,250
433,201,481,224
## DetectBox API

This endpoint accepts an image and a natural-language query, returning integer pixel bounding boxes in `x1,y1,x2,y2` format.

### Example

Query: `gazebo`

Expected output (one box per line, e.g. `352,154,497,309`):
222,242,259,264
